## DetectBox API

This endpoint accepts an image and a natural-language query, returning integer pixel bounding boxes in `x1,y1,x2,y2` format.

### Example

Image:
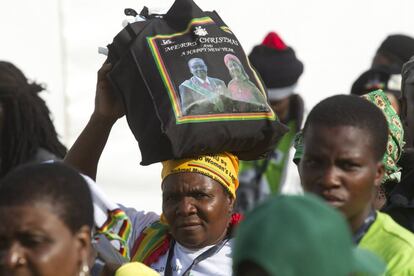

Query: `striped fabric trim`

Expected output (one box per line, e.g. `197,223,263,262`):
131,220,171,266
96,208,132,258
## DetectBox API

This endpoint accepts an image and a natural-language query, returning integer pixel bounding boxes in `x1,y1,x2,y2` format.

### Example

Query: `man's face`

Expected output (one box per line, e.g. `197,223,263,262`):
189,59,208,80
299,125,384,230
162,172,234,249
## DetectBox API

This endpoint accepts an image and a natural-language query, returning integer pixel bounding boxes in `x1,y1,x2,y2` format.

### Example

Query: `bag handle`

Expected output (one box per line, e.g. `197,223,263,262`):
164,0,204,29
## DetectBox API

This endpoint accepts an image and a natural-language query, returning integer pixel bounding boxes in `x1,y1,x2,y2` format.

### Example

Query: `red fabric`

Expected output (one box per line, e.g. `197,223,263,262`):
130,232,146,261
262,32,287,50
201,81,210,89
230,213,244,226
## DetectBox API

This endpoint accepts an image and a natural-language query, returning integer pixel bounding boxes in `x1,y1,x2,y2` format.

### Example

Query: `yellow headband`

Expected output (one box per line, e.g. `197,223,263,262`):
161,152,239,198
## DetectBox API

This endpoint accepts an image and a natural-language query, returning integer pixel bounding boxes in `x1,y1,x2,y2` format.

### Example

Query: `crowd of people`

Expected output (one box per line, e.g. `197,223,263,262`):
1,20,414,276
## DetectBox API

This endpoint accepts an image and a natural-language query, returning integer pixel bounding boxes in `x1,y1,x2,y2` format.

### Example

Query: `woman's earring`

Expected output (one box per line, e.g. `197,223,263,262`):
16,256,26,266
79,260,90,276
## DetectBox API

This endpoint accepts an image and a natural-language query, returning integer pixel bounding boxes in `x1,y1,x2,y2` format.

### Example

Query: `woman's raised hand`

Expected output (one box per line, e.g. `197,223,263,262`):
94,63,125,123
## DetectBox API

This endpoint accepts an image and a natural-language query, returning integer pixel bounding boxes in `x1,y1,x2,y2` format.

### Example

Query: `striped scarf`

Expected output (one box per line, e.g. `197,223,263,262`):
96,208,132,258
131,220,171,265
96,207,242,266
131,213,243,266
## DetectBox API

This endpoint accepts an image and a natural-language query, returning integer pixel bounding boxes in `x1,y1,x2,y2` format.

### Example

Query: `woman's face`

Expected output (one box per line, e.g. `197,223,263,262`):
0,203,91,276
299,125,384,232
227,60,244,79
162,173,234,249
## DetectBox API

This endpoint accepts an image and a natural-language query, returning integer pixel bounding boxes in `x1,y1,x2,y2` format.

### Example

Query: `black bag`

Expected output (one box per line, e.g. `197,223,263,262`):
382,149,414,233
383,169,414,233
107,0,288,165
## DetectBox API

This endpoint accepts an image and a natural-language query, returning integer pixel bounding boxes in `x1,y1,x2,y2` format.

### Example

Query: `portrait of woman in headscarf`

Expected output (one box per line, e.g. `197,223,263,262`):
224,54,268,112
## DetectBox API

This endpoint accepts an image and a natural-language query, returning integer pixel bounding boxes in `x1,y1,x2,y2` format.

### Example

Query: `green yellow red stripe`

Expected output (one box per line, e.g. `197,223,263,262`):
147,38,182,116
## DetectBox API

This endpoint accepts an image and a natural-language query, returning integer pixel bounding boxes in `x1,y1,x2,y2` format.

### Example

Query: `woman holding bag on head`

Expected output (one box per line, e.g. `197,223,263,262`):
65,63,241,276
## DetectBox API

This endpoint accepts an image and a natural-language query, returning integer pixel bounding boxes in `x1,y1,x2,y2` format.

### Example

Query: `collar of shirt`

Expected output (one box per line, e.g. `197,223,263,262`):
195,76,210,85
354,209,377,244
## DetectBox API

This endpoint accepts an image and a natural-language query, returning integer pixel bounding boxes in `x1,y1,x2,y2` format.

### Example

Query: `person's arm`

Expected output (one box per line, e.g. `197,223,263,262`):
64,63,125,180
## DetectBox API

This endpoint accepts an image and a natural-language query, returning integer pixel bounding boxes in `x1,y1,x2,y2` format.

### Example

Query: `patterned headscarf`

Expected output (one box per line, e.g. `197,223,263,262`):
161,152,239,198
361,90,405,183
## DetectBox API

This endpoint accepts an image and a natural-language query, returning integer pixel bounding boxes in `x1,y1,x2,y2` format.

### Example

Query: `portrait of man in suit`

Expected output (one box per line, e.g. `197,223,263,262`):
179,58,229,115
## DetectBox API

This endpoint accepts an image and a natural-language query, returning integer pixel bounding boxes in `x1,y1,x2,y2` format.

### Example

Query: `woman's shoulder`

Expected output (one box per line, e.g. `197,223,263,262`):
360,213,414,274
120,206,160,230
376,212,414,248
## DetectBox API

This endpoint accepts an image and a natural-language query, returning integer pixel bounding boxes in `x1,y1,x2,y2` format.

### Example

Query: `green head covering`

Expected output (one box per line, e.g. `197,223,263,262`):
233,194,385,276
293,90,404,183
361,90,405,183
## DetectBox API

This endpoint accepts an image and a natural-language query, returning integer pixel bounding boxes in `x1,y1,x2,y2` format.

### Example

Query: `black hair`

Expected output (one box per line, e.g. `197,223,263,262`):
0,61,67,177
303,94,388,161
0,162,94,233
